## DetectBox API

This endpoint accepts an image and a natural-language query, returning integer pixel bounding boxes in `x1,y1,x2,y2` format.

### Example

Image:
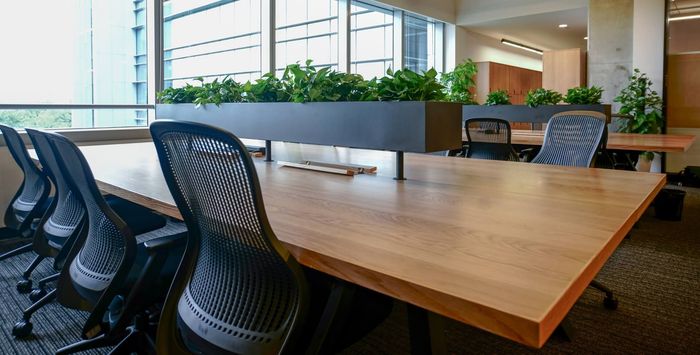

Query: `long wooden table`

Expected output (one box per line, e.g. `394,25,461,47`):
512,131,695,152
462,130,696,152
37,142,665,349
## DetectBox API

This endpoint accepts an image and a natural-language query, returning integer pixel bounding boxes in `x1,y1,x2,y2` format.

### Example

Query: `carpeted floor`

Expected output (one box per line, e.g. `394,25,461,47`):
0,188,698,354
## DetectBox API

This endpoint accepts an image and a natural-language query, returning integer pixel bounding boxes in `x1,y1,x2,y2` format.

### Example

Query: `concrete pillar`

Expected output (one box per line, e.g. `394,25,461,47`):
588,0,634,112
632,0,665,97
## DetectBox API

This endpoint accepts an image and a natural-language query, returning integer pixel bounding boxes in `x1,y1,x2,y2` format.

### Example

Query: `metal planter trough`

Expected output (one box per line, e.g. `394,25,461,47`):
156,101,463,179
462,104,612,124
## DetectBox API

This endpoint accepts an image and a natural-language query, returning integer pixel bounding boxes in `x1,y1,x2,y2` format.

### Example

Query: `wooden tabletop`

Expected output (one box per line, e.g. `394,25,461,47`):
510,130,696,152
32,142,665,348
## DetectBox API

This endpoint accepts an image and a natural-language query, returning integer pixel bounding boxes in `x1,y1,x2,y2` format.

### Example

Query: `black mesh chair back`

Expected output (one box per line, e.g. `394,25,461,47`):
150,120,308,354
0,124,51,232
464,118,518,161
531,111,607,168
26,129,85,258
43,132,136,330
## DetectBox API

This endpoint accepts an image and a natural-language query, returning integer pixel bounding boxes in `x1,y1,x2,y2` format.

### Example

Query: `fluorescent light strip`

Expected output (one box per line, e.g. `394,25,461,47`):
500,39,543,55
668,14,700,21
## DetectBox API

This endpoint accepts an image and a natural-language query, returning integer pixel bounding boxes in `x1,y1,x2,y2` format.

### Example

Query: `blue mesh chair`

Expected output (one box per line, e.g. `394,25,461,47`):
529,111,618,309
464,118,519,161
0,124,52,293
531,111,608,168
150,120,392,354
13,132,185,355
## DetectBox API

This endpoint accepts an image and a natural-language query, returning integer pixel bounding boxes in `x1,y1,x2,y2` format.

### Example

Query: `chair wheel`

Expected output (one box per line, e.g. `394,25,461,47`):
16,279,32,294
12,320,33,338
29,288,47,302
603,297,619,310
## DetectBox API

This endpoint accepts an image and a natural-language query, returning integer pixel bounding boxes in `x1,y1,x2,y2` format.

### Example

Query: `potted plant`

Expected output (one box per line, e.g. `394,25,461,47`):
564,86,604,105
156,61,462,155
440,59,478,105
484,90,511,106
613,69,664,172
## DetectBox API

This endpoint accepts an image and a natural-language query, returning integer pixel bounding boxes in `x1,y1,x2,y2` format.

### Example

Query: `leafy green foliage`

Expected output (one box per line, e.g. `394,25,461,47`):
484,90,511,106
440,59,477,104
524,88,563,107
0,110,71,129
280,60,371,102
614,69,663,136
564,86,604,104
373,68,446,102
157,60,455,105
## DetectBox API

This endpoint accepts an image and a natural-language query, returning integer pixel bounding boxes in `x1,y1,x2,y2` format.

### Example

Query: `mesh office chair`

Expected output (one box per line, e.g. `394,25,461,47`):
13,132,184,355
151,121,309,354
0,124,52,293
529,111,617,309
464,118,519,161
531,111,608,168
151,121,393,354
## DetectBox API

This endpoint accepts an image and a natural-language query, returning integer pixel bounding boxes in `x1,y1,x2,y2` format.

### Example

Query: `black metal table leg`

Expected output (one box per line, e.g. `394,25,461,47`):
394,151,406,181
406,303,447,355
265,140,273,162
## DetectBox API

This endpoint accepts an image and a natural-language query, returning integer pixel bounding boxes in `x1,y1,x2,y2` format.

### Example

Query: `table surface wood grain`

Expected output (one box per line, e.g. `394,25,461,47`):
31,141,666,348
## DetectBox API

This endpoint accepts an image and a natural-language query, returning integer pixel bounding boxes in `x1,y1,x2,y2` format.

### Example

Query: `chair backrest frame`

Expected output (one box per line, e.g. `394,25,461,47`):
531,110,608,168
150,120,309,355
464,118,518,161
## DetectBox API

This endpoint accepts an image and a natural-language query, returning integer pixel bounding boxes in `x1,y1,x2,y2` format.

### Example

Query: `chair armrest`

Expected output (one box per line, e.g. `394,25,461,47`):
143,232,187,253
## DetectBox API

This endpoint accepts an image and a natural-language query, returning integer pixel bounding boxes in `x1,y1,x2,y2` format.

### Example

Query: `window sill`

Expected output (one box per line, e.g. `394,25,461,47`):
2,126,152,148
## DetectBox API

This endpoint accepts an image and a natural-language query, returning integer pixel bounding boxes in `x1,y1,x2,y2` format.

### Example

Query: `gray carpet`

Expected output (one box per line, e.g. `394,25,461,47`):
0,188,698,354
0,220,186,354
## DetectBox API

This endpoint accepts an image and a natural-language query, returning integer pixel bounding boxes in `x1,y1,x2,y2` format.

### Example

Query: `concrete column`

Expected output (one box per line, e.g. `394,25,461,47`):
588,0,634,111
632,0,665,97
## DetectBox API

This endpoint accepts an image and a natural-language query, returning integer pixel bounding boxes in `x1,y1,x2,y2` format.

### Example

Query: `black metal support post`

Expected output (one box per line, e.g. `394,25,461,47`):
394,151,406,180
264,140,273,162
406,303,447,355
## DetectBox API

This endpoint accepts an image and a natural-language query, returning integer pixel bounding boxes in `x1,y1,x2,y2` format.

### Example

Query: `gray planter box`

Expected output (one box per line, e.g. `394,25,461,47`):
156,101,462,153
462,104,612,124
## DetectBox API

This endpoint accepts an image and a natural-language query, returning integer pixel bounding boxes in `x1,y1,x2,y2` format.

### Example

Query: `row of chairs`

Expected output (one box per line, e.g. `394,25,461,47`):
0,122,393,354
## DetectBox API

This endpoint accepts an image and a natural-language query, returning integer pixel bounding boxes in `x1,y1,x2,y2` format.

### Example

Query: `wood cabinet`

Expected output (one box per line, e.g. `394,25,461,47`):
542,48,587,95
474,61,542,129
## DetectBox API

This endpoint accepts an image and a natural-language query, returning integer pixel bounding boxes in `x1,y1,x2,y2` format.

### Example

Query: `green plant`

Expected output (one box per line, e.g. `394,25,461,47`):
241,73,290,103
564,86,604,104
614,69,663,160
193,77,244,106
373,68,446,101
484,90,511,106
440,59,478,104
524,88,563,107
157,82,202,104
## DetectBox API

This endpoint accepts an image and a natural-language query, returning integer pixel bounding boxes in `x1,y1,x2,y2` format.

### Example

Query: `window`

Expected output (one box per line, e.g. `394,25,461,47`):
0,0,149,129
403,14,443,73
163,0,262,88
350,1,394,79
275,0,339,74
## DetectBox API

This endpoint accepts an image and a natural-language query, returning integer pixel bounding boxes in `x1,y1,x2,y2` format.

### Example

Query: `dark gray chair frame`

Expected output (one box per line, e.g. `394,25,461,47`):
464,118,519,161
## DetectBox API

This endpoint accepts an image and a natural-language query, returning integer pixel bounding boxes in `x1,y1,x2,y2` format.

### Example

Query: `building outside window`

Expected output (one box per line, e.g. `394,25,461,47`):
275,0,339,74
403,14,443,73
350,1,394,79
163,0,263,88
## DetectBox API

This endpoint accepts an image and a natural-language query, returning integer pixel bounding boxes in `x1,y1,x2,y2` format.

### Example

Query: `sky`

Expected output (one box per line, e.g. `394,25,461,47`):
0,1,77,103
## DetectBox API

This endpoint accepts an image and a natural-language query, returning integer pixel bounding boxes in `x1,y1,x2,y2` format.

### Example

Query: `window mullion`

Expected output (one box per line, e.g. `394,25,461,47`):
338,0,351,74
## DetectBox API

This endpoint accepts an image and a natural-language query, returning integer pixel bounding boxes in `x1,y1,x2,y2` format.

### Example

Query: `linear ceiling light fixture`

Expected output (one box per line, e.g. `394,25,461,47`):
500,39,543,55
668,14,700,21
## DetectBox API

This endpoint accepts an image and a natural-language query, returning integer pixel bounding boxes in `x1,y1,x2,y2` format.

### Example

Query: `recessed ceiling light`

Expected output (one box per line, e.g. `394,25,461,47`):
584,36,589,40
558,24,568,28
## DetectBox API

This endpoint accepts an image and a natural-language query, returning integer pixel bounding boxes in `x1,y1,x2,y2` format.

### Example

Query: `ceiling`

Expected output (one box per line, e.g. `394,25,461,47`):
669,0,700,17
462,6,588,51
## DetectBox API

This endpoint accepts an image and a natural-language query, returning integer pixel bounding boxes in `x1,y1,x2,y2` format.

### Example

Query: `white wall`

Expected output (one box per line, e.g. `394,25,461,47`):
632,0,665,96
456,0,587,25
375,0,456,23
448,26,543,71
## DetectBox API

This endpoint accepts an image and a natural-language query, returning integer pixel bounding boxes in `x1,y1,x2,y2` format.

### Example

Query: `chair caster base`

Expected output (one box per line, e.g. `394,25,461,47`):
603,297,619,310
16,279,32,294
12,319,33,338
29,288,47,302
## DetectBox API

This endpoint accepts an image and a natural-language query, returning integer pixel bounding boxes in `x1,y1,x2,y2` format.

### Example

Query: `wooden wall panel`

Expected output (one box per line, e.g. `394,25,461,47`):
667,54,700,128
542,48,587,94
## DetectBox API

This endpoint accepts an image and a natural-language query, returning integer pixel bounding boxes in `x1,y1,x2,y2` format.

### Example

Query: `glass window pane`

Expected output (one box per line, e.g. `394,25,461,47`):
275,0,339,70
164,0,262,86
0,109,151,129
403,14,443,73
351,1,393,78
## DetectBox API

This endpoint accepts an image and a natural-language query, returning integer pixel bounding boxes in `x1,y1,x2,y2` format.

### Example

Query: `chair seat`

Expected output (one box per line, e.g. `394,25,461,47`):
105,196,167,236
